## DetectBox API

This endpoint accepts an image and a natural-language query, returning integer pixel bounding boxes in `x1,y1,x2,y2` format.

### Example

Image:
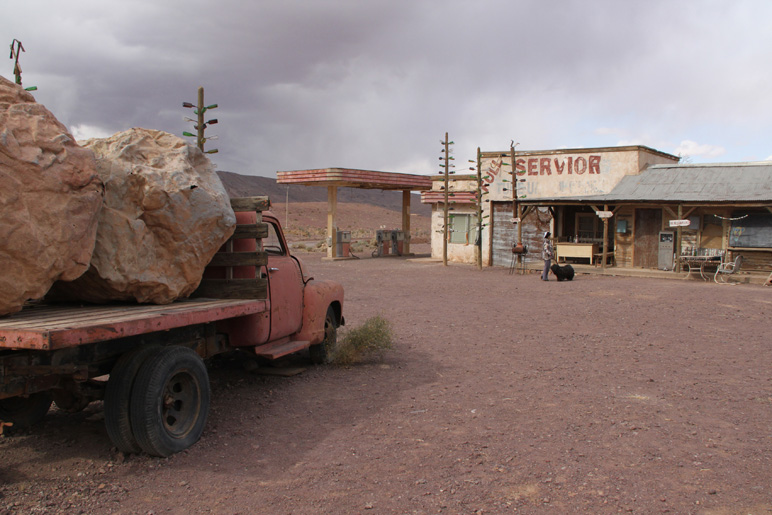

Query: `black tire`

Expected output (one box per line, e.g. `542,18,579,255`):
0,392,53,429
104,345,161,454
129,346,210,457
309,306,338,365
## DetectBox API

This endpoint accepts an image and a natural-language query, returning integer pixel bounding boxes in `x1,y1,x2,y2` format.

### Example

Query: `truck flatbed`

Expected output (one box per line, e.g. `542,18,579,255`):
0,298,267,351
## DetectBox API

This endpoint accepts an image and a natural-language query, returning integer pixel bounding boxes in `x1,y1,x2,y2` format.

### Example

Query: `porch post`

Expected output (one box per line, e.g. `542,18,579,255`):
602,204,609,270
675,204,683,272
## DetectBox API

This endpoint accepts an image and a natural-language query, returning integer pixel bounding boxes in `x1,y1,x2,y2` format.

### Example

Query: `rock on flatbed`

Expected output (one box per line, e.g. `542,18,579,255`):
0,76,103,316
50,128,236,304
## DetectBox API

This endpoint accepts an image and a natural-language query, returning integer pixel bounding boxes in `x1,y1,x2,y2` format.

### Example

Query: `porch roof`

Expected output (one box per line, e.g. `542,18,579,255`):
520,161,772,205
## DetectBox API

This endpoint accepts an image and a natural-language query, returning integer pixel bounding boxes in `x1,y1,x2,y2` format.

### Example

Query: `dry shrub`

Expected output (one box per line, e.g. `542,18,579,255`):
331,315,393,366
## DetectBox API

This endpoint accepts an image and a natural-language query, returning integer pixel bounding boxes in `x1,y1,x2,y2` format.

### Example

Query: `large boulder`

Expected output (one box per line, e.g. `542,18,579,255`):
51,128,236,304
0,76,103,316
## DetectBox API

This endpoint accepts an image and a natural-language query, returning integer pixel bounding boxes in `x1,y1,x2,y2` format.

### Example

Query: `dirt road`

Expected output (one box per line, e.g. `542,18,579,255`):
1,250,771,514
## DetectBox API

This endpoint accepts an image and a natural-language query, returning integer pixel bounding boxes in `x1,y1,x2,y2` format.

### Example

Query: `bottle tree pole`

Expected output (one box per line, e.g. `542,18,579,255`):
196,87,205,150
9,39,37,91
511,141,523,268
183,86,218,154
442,132,450,266
476,147,483,270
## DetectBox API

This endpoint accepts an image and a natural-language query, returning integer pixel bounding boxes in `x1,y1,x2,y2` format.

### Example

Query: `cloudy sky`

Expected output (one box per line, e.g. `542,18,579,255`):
4,0,772,177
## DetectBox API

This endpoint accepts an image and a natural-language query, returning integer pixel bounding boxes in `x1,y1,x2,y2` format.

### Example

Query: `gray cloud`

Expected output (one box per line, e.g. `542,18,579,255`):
4,0,772,177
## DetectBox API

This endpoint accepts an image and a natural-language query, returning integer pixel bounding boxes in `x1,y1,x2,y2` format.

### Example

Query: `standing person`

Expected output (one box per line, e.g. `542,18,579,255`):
541,231,553,281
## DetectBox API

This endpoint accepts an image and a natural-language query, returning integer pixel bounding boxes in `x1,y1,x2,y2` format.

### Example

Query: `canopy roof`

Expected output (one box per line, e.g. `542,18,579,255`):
276,168,432,191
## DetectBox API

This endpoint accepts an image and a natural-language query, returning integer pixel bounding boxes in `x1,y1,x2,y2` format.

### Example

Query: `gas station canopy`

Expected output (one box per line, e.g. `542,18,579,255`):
276,168,432,191
276,168,432,258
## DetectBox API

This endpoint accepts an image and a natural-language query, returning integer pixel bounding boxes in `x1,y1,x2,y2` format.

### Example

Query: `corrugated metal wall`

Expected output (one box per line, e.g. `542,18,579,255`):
491,202,551,267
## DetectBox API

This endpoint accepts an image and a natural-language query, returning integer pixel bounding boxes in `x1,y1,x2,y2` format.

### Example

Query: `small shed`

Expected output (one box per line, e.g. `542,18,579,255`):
276,168,432,258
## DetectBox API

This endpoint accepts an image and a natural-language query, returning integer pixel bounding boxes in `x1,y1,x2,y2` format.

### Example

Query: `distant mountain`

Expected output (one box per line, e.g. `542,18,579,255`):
217,171,431,216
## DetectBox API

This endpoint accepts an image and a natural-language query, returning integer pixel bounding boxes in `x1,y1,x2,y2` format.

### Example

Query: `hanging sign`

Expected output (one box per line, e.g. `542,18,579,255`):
595,211,613,219
669,219,691,227
511,217,521,223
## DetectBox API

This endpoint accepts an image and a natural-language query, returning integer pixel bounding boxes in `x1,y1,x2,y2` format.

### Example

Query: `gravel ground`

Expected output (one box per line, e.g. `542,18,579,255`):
1,248,771,514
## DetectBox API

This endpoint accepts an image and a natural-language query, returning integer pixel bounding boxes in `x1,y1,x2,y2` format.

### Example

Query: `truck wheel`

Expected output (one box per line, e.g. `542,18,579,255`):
104,345,161,454
0,392,53,429
310,307,337,365
129,346,210,457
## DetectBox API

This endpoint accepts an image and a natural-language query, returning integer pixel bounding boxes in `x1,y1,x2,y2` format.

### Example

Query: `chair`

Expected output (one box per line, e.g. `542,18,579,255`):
714,255,743,284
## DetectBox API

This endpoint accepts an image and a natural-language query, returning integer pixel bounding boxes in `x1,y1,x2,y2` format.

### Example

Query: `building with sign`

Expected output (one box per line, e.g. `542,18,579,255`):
422,145,772,275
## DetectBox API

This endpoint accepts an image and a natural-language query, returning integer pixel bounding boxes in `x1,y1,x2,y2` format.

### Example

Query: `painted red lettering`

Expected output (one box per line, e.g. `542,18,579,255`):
574,157,587,175
589,155,601,174
567,157,573,174
540,158,551,175
554,158,565,175
528,158,538,175
515,158,526,175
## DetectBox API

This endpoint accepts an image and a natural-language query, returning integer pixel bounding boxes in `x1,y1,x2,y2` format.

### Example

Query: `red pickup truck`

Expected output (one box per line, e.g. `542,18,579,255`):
0,196,344,457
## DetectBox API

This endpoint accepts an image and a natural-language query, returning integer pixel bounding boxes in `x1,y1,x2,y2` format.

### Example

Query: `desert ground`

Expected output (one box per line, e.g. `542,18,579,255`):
1,246,771,514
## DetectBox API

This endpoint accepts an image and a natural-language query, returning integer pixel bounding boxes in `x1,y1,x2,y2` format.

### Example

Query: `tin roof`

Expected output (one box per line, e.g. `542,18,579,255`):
523,161,772,204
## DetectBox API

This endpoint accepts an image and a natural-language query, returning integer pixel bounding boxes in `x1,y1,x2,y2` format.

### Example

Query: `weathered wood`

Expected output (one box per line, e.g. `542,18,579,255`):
230,197,270,212
232,223,269,240
0,299,267,350
208,251,267,268
601,203,610,270
194,279,267,300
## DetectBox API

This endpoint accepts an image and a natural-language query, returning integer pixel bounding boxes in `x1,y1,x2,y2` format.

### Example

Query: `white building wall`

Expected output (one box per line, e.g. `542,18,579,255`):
428,146,679,266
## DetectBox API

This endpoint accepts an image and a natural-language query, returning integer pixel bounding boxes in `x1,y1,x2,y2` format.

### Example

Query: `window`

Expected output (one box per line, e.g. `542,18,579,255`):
576,213,603,242
263,222,285,255
448,214,478,244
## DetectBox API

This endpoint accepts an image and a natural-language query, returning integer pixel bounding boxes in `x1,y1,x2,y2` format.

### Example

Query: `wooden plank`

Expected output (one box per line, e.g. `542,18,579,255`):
208,251,267,267
232,223,269,240
230,197,270,212
193,279,267,300
0,299,267,350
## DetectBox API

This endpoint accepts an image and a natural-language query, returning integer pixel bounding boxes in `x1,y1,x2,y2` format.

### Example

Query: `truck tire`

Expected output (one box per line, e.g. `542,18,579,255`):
129,346,210,457
309,306,337,365
0,392,53,430
104,345,161,454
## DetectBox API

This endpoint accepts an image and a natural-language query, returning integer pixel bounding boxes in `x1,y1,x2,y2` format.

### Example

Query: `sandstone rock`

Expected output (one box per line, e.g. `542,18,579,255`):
0,76,103,316
51,128,236,304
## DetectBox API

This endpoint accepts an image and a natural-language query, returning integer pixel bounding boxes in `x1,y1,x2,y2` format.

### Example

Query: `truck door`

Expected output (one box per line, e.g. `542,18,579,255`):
263,220,304,340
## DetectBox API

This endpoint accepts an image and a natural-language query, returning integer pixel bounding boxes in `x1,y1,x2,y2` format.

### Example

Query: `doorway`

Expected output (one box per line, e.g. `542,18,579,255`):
633,208,662,268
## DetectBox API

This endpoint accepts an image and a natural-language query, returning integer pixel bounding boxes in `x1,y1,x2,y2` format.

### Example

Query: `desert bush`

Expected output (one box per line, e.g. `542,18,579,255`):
330,315,394,366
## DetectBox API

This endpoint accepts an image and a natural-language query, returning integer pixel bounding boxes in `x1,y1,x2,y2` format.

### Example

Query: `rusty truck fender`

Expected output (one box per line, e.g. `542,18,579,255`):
294,280,344,344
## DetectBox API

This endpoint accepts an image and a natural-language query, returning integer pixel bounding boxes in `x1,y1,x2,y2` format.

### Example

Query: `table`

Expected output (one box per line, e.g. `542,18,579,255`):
556,243,597,264
679,255,722,281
